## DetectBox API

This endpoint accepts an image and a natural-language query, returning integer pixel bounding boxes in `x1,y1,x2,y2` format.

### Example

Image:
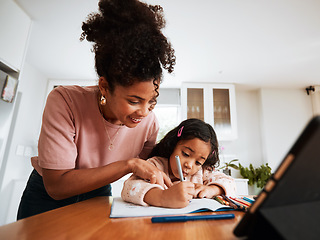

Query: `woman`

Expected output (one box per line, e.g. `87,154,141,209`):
17,0,175,219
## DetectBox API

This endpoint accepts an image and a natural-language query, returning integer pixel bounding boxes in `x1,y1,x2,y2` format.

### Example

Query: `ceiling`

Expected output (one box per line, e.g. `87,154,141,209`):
16,0,320,89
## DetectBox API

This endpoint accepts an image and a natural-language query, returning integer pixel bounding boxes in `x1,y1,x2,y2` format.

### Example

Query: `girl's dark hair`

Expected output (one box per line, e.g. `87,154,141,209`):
80,0,176,93
149,118,220,169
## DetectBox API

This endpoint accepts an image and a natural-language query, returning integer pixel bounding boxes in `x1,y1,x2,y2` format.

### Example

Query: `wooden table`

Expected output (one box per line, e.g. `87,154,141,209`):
0,197,245,240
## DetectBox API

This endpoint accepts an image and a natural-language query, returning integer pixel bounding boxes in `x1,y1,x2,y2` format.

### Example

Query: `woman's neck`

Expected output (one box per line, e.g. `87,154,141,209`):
98,92,123,125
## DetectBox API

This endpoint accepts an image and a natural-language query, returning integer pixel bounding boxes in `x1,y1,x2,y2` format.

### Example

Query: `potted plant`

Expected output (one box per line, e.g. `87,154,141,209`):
238,163,272,188
219,159,239,176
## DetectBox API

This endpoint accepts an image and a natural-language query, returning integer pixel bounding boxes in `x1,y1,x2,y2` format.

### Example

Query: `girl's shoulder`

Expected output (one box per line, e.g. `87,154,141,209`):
147,156,168,172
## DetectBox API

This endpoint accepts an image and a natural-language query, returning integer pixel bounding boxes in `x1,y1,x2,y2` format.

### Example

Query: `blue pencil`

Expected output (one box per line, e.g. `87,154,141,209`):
242,197,255,204
175,155,185,181
151,214,235,223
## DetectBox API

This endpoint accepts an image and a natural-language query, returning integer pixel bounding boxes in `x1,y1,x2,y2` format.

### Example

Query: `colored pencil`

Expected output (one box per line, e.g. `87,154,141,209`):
242,196,255,204
221,195,240,209
230,197,251,207
215,196,229,206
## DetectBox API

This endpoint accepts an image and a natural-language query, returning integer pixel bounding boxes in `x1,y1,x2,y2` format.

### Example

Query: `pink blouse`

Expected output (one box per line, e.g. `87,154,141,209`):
31,85,159,175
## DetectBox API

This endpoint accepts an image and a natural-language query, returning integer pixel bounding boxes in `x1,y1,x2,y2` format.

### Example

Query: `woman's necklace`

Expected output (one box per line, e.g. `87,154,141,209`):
104,124,121,150
98,93,122,151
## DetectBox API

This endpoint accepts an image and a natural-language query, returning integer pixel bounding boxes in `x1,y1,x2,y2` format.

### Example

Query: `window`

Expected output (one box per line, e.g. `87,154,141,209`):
153,105,181,141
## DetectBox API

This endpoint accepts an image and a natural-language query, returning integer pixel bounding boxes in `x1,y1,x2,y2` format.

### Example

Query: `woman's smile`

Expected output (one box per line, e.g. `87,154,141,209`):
130,117,143,123
99,79,158,127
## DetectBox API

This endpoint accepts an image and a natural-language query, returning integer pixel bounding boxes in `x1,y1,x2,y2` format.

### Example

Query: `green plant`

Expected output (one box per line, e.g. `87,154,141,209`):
219,159,239,176
238,163,272,188
219,159,239,171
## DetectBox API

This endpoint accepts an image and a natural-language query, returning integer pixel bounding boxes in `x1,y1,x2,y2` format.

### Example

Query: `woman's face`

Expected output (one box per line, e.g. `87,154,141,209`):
169,138,211,181
100,77,158,127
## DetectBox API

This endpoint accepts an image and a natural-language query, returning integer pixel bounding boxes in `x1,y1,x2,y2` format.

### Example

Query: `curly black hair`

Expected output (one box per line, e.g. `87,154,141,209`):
149,119,220,169
80,0,176,93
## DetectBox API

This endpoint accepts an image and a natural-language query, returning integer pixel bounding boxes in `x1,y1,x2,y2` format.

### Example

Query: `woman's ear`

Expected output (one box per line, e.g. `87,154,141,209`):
98,77,109,97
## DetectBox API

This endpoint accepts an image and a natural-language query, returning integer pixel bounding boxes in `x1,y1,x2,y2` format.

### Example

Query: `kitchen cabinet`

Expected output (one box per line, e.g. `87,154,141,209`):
0,0,31,192
0,0,31,72
181,83,237,141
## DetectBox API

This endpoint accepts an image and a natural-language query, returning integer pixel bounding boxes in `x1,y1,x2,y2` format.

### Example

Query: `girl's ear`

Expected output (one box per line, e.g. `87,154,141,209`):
98,77,109,97
204,166,213,172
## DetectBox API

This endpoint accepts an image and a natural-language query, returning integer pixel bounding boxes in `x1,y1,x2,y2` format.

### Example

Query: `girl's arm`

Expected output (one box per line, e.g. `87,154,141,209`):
194,183,224,199
144,181,195,208
202,169,237,196
42,158,172,200
121,157,195,208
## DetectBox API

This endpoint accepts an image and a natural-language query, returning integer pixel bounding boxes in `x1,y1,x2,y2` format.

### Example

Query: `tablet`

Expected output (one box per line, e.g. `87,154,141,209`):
233,116,320,240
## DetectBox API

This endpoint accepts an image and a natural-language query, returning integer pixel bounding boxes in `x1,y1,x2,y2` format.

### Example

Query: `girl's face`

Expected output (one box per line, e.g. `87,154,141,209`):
169,138,211,180
99,77,158,127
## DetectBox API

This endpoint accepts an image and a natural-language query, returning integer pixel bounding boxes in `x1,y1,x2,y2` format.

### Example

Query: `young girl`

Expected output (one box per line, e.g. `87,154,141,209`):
122,118,237,208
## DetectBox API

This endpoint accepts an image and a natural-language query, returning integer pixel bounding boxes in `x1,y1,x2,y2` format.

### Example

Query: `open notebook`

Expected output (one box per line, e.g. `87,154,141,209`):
233,116,320,240
110,197,232,218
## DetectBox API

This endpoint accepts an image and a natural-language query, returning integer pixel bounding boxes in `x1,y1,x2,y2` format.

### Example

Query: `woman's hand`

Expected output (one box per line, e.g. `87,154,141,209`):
128,158,172,189
194,183,224,199
144,181,195,208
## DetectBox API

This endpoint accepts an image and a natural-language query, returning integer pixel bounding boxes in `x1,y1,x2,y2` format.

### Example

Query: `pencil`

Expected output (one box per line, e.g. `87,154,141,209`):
216,196,230,206
239,197,253,206
230,197,251,207
224,195,248,211
175,155,185,181
221,195,238,209
215,196,227,205
242,196,255,204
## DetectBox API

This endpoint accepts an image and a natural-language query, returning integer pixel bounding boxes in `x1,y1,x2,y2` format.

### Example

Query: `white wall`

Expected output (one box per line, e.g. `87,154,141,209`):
220,87,313,178
259,88,313,170
221,88,263,178
0,62,47,224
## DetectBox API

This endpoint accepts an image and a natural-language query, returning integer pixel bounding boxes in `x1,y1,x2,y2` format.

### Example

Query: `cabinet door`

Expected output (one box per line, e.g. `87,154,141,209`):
0,0,31,71
181,83,237,141
186,88,204,121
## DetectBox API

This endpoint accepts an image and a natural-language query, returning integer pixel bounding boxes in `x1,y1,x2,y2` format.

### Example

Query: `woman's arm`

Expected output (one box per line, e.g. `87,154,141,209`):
42,158,172,200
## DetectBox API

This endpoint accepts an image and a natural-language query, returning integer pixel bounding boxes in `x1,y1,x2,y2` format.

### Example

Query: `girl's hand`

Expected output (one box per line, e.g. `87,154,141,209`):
194,183,224,199
160,181,195,208
128,158,173,188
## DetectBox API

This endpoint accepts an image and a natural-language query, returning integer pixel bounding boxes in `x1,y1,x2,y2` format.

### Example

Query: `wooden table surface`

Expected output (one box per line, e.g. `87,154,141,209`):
0,197,245,240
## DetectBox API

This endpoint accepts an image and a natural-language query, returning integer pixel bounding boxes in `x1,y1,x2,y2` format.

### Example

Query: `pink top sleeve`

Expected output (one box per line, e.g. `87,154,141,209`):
121,157,166,206
203,169,237,196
